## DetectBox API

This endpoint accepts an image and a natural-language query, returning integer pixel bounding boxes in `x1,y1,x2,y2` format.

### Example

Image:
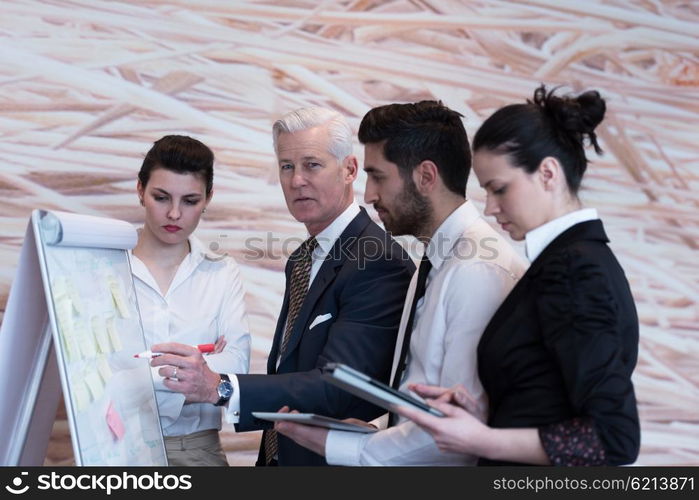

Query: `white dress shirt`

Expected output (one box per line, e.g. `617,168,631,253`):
130,235,251,437
324,200,528,466
525,208,599,262
224,202,361,423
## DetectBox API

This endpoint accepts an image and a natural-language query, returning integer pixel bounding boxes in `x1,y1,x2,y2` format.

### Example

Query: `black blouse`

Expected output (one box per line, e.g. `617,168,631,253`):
477,220,640,466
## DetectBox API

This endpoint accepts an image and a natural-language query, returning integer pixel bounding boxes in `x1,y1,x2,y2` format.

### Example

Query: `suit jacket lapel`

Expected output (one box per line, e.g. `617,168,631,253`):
479,220,608,351
278,208,372,366
277,260,340,366
267,258,294,373
526,219,608,277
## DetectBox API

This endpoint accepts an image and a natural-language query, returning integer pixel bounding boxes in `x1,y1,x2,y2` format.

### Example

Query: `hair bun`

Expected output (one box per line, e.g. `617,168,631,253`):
532,84,605,155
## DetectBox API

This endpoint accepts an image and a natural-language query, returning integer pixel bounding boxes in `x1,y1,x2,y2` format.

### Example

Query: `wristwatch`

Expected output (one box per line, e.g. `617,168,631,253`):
214,374,233,407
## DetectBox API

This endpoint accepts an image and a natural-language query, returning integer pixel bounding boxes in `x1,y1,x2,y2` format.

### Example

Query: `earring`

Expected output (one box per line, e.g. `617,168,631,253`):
139,198,144,206
202,208,207,214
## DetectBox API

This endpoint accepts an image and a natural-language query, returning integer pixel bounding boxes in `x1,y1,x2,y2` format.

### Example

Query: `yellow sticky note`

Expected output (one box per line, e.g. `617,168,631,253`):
84,369,104,401
61,335,77,363
67,280,83,316
105,316,122,352
72,380,90,412
52,276,68,300
96,356,112,383
91,316,112,354
55,296,73,331
107,275,130,319
76,321,97,358
56,299,79,362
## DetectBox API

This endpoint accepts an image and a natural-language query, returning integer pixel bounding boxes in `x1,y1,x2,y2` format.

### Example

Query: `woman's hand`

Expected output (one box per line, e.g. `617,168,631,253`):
409,383,483,415
396,384,489,456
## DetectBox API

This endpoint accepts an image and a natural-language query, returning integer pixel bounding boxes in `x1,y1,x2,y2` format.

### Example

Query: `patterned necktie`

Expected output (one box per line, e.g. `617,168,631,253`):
264,236,318,464
388,253,432,427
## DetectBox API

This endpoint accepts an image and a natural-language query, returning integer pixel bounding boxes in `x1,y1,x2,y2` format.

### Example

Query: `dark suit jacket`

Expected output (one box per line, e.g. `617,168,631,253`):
236,208,415,466
477,220,640,465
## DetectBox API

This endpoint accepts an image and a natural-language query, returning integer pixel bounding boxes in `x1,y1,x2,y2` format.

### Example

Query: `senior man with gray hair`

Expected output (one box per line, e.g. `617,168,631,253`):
152,107,414,466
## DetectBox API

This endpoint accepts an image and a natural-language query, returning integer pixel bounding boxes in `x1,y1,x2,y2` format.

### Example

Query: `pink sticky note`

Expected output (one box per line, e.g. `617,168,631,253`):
106,401,125,441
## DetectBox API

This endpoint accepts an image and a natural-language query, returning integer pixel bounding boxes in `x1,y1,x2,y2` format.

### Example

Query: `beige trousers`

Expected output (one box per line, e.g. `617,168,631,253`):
164,429,228,466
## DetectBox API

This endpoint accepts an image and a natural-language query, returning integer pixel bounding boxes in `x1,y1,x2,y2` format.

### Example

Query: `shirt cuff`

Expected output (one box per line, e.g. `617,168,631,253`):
371,413,389,430
538,417,607,466
325,429,367,466
222,373,241,425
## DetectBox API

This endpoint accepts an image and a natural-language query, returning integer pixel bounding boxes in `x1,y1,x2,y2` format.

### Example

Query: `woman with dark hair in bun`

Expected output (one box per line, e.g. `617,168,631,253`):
397,85,640,466
132,135,251,465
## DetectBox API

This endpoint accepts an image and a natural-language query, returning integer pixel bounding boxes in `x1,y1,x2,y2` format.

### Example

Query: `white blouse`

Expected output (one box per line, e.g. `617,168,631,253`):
130,235,251,437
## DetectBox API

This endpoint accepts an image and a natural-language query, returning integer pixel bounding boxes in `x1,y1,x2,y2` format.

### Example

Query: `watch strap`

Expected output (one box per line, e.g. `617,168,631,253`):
214,373,232,407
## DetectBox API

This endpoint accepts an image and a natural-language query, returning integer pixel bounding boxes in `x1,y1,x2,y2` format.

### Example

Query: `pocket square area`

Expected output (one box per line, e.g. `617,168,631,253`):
309,313,333,330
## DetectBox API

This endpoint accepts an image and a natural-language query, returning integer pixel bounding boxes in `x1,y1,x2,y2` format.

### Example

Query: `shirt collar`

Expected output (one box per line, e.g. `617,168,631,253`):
425,200,480,271
187,234,224,263
312,202,360,259
525,208,599,262
130,234,222,294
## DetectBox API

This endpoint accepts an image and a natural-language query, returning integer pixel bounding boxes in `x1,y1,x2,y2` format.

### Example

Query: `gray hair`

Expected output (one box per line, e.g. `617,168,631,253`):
272,107,353,162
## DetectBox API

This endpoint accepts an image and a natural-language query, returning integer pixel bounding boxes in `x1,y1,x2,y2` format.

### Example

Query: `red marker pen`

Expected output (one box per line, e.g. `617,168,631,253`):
133,343,216,359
